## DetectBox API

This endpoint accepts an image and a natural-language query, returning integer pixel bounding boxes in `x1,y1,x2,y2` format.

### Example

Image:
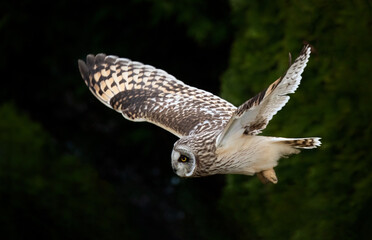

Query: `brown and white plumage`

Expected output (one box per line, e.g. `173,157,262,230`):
216,45,313,146
79,45,321,183
78,54,235,137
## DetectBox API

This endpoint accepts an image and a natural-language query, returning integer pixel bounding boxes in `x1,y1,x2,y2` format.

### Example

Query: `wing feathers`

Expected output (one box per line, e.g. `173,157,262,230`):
216,45,311,147
79,54,236,138
237,45,311,121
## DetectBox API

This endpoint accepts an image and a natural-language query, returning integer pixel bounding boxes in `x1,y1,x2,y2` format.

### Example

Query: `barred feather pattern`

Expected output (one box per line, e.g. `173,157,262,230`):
277,137,322,149
78,54,236,138
216,45,312,147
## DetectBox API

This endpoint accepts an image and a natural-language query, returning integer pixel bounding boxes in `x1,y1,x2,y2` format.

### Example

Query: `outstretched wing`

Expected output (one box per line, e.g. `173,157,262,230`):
78,54,236,138
216,45,311,147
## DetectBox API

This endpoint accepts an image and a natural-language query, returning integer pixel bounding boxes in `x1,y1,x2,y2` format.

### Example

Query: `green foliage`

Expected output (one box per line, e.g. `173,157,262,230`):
220,0,372,239
0,103,136,239
141,0,231,46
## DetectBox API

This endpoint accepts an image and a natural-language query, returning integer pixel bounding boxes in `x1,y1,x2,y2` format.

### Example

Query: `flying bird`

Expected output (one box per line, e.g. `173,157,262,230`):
78,45,320,184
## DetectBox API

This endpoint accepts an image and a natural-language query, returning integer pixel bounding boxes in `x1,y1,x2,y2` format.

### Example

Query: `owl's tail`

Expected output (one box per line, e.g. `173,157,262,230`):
252,136,321,184
273,137,321,149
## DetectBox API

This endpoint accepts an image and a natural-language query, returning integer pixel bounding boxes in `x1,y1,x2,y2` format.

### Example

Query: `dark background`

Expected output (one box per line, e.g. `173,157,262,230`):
1,0,372,239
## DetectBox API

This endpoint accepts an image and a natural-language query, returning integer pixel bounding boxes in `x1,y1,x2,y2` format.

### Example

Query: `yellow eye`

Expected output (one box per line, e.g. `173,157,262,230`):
179,155,189,163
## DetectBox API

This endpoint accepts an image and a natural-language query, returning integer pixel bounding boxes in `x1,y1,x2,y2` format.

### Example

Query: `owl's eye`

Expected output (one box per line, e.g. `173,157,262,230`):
179,155,189,163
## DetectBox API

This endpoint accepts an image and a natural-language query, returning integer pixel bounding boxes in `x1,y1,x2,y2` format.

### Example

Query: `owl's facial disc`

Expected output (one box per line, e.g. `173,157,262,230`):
171,146,196,177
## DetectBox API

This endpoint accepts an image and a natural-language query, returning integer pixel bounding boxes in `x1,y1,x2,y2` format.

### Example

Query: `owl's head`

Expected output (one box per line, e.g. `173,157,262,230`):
171,144,197,177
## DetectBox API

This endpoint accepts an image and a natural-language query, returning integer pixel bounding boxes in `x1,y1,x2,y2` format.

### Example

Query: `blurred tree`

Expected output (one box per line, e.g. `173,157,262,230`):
0,103,137,239
141,0,231,46
220,0,372,239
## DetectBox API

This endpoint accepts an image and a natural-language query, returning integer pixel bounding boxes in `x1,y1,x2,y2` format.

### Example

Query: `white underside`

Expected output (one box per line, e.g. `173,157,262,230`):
215,134,300,175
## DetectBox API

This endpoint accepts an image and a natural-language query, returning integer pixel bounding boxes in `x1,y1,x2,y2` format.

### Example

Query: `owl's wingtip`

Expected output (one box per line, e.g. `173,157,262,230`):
300,43,311,56
78,59,90,85
77,59,86,70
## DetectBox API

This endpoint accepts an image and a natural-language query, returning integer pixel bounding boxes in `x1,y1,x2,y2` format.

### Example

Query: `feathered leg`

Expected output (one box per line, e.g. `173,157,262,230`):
257,168,278,184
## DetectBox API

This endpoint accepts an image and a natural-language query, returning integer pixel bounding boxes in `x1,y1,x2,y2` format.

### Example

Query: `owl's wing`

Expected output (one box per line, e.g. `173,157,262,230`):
78,54,236,138
216,45,311,147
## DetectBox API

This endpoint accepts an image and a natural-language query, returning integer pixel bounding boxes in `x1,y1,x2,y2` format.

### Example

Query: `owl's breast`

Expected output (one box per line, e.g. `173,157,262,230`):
214,135,270,175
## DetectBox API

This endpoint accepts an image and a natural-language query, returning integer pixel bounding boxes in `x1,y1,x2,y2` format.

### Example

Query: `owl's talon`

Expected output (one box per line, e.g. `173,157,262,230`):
257,168,278,184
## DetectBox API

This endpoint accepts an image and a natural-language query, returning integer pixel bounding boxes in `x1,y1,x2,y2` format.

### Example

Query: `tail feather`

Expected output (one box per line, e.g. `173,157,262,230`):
274,137,321,149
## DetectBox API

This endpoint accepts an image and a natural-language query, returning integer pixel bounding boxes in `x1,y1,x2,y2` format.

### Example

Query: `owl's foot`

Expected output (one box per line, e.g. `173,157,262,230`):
256,168,278,184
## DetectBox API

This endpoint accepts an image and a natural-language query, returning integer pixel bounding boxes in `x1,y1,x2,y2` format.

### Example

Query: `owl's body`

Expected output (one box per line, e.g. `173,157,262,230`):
79,45,320,184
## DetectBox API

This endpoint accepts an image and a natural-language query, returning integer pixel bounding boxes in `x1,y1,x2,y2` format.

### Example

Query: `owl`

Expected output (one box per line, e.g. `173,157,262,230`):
78,45,320,184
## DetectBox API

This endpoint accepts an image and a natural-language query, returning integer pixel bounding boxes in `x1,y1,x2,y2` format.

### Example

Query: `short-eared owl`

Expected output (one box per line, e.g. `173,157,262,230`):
78,45,320,184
